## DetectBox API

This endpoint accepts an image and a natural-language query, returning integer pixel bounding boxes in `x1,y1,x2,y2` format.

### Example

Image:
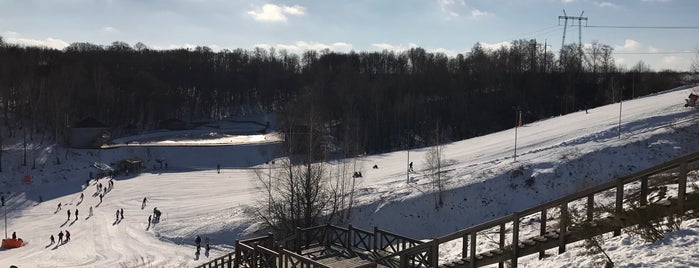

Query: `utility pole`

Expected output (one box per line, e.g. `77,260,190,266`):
514,108,522,161
559,10,588,51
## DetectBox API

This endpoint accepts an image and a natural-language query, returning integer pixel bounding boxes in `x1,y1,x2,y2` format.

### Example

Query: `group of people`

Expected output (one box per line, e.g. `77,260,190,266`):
49,230,70,245
194,235,211,254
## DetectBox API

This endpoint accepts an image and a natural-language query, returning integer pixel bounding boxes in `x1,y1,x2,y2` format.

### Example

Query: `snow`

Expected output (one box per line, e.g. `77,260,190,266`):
1,86,699,267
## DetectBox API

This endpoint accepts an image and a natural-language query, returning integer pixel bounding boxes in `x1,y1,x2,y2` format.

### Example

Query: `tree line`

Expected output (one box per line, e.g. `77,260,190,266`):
0,37,685,154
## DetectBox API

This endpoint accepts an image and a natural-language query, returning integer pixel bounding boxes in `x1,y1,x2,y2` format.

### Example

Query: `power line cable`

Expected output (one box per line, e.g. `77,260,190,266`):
586,25,699,29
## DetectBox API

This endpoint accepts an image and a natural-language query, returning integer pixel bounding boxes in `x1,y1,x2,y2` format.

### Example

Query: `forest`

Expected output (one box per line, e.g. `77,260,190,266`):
0,36,686,155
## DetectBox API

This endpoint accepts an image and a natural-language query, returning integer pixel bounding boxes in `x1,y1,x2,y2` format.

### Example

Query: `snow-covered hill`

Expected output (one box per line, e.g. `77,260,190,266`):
1,86,698,267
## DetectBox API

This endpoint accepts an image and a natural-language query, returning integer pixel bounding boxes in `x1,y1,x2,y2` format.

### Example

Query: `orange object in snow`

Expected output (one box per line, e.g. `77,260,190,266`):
1,238,24,249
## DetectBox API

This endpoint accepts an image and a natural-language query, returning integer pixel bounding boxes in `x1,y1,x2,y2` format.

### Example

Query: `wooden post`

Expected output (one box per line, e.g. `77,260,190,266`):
295,227,302,253
539,209,547,259
347,224,353,249
678,162,687,212
499,223,505,268
586,194,594,222
234,240,240,268
470,232,477,268
325,224,331,248
614,179,623,236
462,233,468,261
430,240,439,267
373,226,379,252
640,176,648,206
559,203,567,254
268,232,275,249
512,214,520,268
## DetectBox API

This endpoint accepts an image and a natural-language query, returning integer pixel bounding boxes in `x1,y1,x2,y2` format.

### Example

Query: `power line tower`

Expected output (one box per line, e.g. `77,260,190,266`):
558,10,588,51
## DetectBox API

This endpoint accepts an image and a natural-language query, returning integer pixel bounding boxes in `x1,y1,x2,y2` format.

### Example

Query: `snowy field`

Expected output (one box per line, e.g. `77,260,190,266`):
1,86,699,267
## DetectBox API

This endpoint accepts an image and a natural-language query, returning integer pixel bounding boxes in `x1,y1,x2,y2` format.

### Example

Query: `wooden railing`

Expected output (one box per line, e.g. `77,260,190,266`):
198,151,699,268
396,150,699,268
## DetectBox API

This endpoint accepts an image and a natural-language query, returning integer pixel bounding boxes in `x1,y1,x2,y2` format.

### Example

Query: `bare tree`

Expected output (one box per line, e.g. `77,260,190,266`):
424,124,445,209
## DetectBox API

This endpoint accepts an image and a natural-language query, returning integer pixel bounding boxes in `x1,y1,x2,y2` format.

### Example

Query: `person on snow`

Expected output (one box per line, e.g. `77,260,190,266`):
75,209,79,219
409,162,414,172
57,202,62,211
79,192,84,202
99,193,103,203
147,215,152,229
57,231,64,244
67,209,71,220
116,209,120,221
50,234,55,245
142,197,147,209
88,206,93,217
120,208,124,219
65,230,71,241
11,231,16,239
205,236,210,252
195,235,202,254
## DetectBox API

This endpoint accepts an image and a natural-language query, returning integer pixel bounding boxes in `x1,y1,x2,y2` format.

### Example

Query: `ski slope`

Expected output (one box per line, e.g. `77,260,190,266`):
1,86,699,267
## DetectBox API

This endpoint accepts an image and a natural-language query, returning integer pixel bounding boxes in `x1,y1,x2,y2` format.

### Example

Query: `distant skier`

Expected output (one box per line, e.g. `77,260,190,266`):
79,193,84,203
142,197,147,209
195,235,202,254
88,206,93,217
99,193,103,203
57,231,64,244
67,209,71,220
205,236,210,252
372,164,378,169
50,234,55,245
11,232,16,239
217,164,220,174
65,230,71,241
116,209,120,221
409,162,414,172
147,215,152,229
120,208,124,219
57,202,62,211
75,209,79,219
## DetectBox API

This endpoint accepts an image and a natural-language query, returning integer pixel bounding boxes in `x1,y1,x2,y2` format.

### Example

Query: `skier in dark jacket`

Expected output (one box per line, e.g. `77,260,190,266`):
195,235,202,254
65,230,71,241
67,209,71,220
58,231,64,243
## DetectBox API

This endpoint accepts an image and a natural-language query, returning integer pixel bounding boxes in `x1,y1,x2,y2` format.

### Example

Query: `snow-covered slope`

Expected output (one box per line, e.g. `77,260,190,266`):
1,86,698,267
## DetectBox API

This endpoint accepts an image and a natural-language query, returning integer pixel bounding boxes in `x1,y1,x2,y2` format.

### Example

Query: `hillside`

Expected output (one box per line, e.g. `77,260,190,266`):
0,86,698,267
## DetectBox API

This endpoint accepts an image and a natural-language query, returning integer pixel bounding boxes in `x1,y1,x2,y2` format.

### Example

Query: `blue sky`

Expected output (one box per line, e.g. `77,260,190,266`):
1,0,697,71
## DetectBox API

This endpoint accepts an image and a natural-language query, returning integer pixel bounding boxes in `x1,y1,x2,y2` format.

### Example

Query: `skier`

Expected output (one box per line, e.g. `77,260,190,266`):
57,202,62,211
205,236,210,252
67,209,71,220
120,208,124,219
142,197,147,209
195,235,202,254
217,163,220,174
88,206,93,217
57,231,64,244
99,193,103,203
65,230,71,241
409,162,414,172
147,215,152,229
11,232,16,239
50,234,55,245
79,192,84,202
116,209,120,221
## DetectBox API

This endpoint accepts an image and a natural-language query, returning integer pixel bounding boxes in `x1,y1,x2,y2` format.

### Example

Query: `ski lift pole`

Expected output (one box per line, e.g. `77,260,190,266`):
514,109,522,161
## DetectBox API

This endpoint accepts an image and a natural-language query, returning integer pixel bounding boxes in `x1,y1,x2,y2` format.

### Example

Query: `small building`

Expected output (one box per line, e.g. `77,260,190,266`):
119,158,144,174
69,117,110,149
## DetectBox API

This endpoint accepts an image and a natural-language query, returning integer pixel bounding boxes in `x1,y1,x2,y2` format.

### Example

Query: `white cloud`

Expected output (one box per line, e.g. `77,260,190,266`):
470,9,493,19
479,41,511,51
100,26,118,34
641,0,671,2
437,0,465,18
247,3,306,23
615,39,641,52
594,2,617,8
371,43,418,52
258,41,352,53
3,31,69,49
562,0,575,3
